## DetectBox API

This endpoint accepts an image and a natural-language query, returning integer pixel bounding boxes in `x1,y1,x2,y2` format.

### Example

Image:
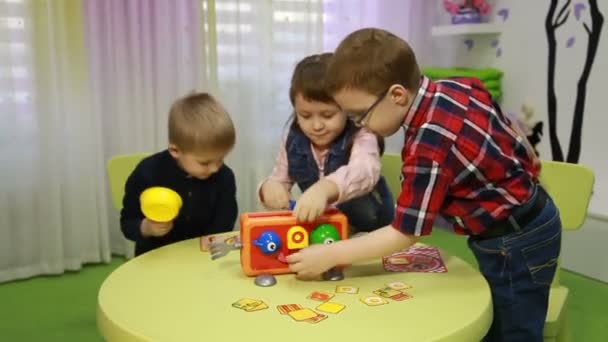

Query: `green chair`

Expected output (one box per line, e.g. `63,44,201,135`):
540,160,594,342
107,154,150,210
380,153,401,202
380,154,595,342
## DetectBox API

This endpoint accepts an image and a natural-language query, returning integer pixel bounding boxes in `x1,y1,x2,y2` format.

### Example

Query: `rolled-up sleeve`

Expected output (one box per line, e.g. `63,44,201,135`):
325,128,381,204
391,155,452,236
257,136,294,203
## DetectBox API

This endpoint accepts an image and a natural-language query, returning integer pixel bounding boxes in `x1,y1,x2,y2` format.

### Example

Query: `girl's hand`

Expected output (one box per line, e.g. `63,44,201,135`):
260,180,291,210
293,183,329,222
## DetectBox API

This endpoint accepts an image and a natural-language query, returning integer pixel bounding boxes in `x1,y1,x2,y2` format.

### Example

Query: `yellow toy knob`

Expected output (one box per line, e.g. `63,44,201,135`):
287,225,309,250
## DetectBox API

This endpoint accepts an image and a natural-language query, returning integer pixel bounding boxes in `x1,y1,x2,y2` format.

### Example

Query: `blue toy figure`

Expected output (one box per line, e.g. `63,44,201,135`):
253,231,281,255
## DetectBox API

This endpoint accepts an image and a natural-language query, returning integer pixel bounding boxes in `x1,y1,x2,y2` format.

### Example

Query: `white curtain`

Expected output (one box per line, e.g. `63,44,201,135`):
0,0,110,282
84,0,211,257
84,0,324,257
0,0,431,282
210,0,323,214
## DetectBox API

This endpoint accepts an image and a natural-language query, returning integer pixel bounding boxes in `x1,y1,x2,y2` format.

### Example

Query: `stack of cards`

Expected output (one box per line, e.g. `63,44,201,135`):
316,302,346,314
386,281,412,291
359,281,414,306
276,304,303,314
335,285,359,294
232,298,268,312
372,287,413,301
382,246,447,273
201,234,240,252
307,291,334,302
277,304,328,324
232,281,413,324
360,296,389,306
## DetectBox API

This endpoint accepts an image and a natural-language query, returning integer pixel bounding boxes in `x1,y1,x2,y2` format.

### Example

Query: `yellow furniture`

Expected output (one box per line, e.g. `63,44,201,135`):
107,154,150,210
380,154,596,342
97,237,492,342
539,160,594,342
380,153,402,202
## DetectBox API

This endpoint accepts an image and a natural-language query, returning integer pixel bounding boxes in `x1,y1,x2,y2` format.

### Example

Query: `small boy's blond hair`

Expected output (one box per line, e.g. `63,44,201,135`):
168,92,235,153
326,28,421,95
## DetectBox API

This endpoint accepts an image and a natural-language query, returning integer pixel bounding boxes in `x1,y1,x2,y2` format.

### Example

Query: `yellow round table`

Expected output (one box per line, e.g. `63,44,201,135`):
98,238,492,342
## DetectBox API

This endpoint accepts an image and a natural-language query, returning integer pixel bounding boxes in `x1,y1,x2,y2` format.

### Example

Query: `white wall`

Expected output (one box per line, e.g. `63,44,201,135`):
429,0,608,281
562,213,608,281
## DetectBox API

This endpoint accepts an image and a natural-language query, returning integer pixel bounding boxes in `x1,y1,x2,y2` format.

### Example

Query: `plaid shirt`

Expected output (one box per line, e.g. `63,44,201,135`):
392,76,540,236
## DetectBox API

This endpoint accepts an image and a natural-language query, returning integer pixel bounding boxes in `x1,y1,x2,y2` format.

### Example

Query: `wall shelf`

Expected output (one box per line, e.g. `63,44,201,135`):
431,23,501,36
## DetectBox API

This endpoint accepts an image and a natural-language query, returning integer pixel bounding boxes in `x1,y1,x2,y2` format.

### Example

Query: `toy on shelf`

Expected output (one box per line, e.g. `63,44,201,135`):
139,187,182,222
443,0,491,24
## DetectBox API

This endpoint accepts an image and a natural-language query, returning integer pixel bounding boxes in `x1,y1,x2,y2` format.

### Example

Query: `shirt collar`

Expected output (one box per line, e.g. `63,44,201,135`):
402,75,436,131
164,149,191,179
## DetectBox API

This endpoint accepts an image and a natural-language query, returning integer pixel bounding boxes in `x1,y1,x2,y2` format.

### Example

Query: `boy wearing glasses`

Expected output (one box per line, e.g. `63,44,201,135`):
286,28,561,342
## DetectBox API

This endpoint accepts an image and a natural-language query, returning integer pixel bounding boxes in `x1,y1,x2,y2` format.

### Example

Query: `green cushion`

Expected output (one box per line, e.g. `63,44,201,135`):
483,79,501,90
380,153,402,202
487,89,502,102
422,67,503,81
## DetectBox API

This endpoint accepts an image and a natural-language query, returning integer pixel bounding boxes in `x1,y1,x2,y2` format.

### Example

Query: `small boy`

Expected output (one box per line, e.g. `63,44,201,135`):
286,28,561,342
120,92,238,256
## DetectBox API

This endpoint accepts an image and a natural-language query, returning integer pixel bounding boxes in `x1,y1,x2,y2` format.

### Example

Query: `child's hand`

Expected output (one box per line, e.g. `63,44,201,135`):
260,180,290,209
286,244,336,280
293,183,329,222
140,218,174,237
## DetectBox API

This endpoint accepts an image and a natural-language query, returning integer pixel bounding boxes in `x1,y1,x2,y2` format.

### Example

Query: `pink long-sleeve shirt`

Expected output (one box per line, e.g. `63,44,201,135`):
259,128,382,205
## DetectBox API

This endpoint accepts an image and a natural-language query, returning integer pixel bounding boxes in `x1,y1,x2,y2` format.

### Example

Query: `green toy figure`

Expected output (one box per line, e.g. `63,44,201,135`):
310,224,340,245
310,224,344,280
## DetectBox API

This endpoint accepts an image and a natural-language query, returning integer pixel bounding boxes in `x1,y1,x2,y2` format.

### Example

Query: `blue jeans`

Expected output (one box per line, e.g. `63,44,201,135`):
468,189,562,342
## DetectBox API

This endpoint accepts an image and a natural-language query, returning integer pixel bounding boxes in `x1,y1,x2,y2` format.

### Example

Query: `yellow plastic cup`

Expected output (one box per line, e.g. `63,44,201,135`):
140,187,183,222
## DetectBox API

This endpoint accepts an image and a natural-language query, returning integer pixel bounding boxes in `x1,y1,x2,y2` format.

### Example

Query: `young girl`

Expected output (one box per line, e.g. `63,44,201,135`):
259,53,394,233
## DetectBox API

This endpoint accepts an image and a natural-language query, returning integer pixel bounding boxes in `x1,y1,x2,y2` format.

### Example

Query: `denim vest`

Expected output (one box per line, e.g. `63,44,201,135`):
286,124,395,231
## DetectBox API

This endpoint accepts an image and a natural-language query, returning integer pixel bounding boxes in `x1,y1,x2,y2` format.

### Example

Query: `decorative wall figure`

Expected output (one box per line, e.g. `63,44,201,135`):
545,0,604,162
509,104,544,156
443,0,491,24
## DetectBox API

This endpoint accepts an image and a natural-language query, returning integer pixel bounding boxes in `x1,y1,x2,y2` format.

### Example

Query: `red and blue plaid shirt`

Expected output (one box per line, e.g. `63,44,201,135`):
392,76,540,236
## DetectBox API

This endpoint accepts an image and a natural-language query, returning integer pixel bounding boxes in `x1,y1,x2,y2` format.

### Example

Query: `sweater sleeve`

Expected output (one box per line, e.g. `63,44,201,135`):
119,162,149,242
208,166,238,234
324,128,381,204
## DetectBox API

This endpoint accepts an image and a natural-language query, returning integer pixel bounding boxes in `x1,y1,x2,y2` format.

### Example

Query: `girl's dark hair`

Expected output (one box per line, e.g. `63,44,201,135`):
289,53,335,105
287,53,385,156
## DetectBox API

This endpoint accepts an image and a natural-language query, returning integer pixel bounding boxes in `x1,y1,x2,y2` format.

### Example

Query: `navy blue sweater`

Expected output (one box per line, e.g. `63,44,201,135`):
120,150,238,255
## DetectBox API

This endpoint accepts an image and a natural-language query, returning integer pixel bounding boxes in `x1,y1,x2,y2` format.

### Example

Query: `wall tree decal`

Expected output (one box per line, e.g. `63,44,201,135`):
568,0,603,162
545,0,571,161
545,0,604,162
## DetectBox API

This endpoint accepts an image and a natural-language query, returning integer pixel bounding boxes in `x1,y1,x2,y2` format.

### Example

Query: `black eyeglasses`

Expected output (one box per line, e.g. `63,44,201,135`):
347,88,389,127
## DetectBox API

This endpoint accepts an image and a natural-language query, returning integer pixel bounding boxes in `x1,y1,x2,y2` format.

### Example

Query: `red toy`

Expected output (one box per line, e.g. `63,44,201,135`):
239,209,348,276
